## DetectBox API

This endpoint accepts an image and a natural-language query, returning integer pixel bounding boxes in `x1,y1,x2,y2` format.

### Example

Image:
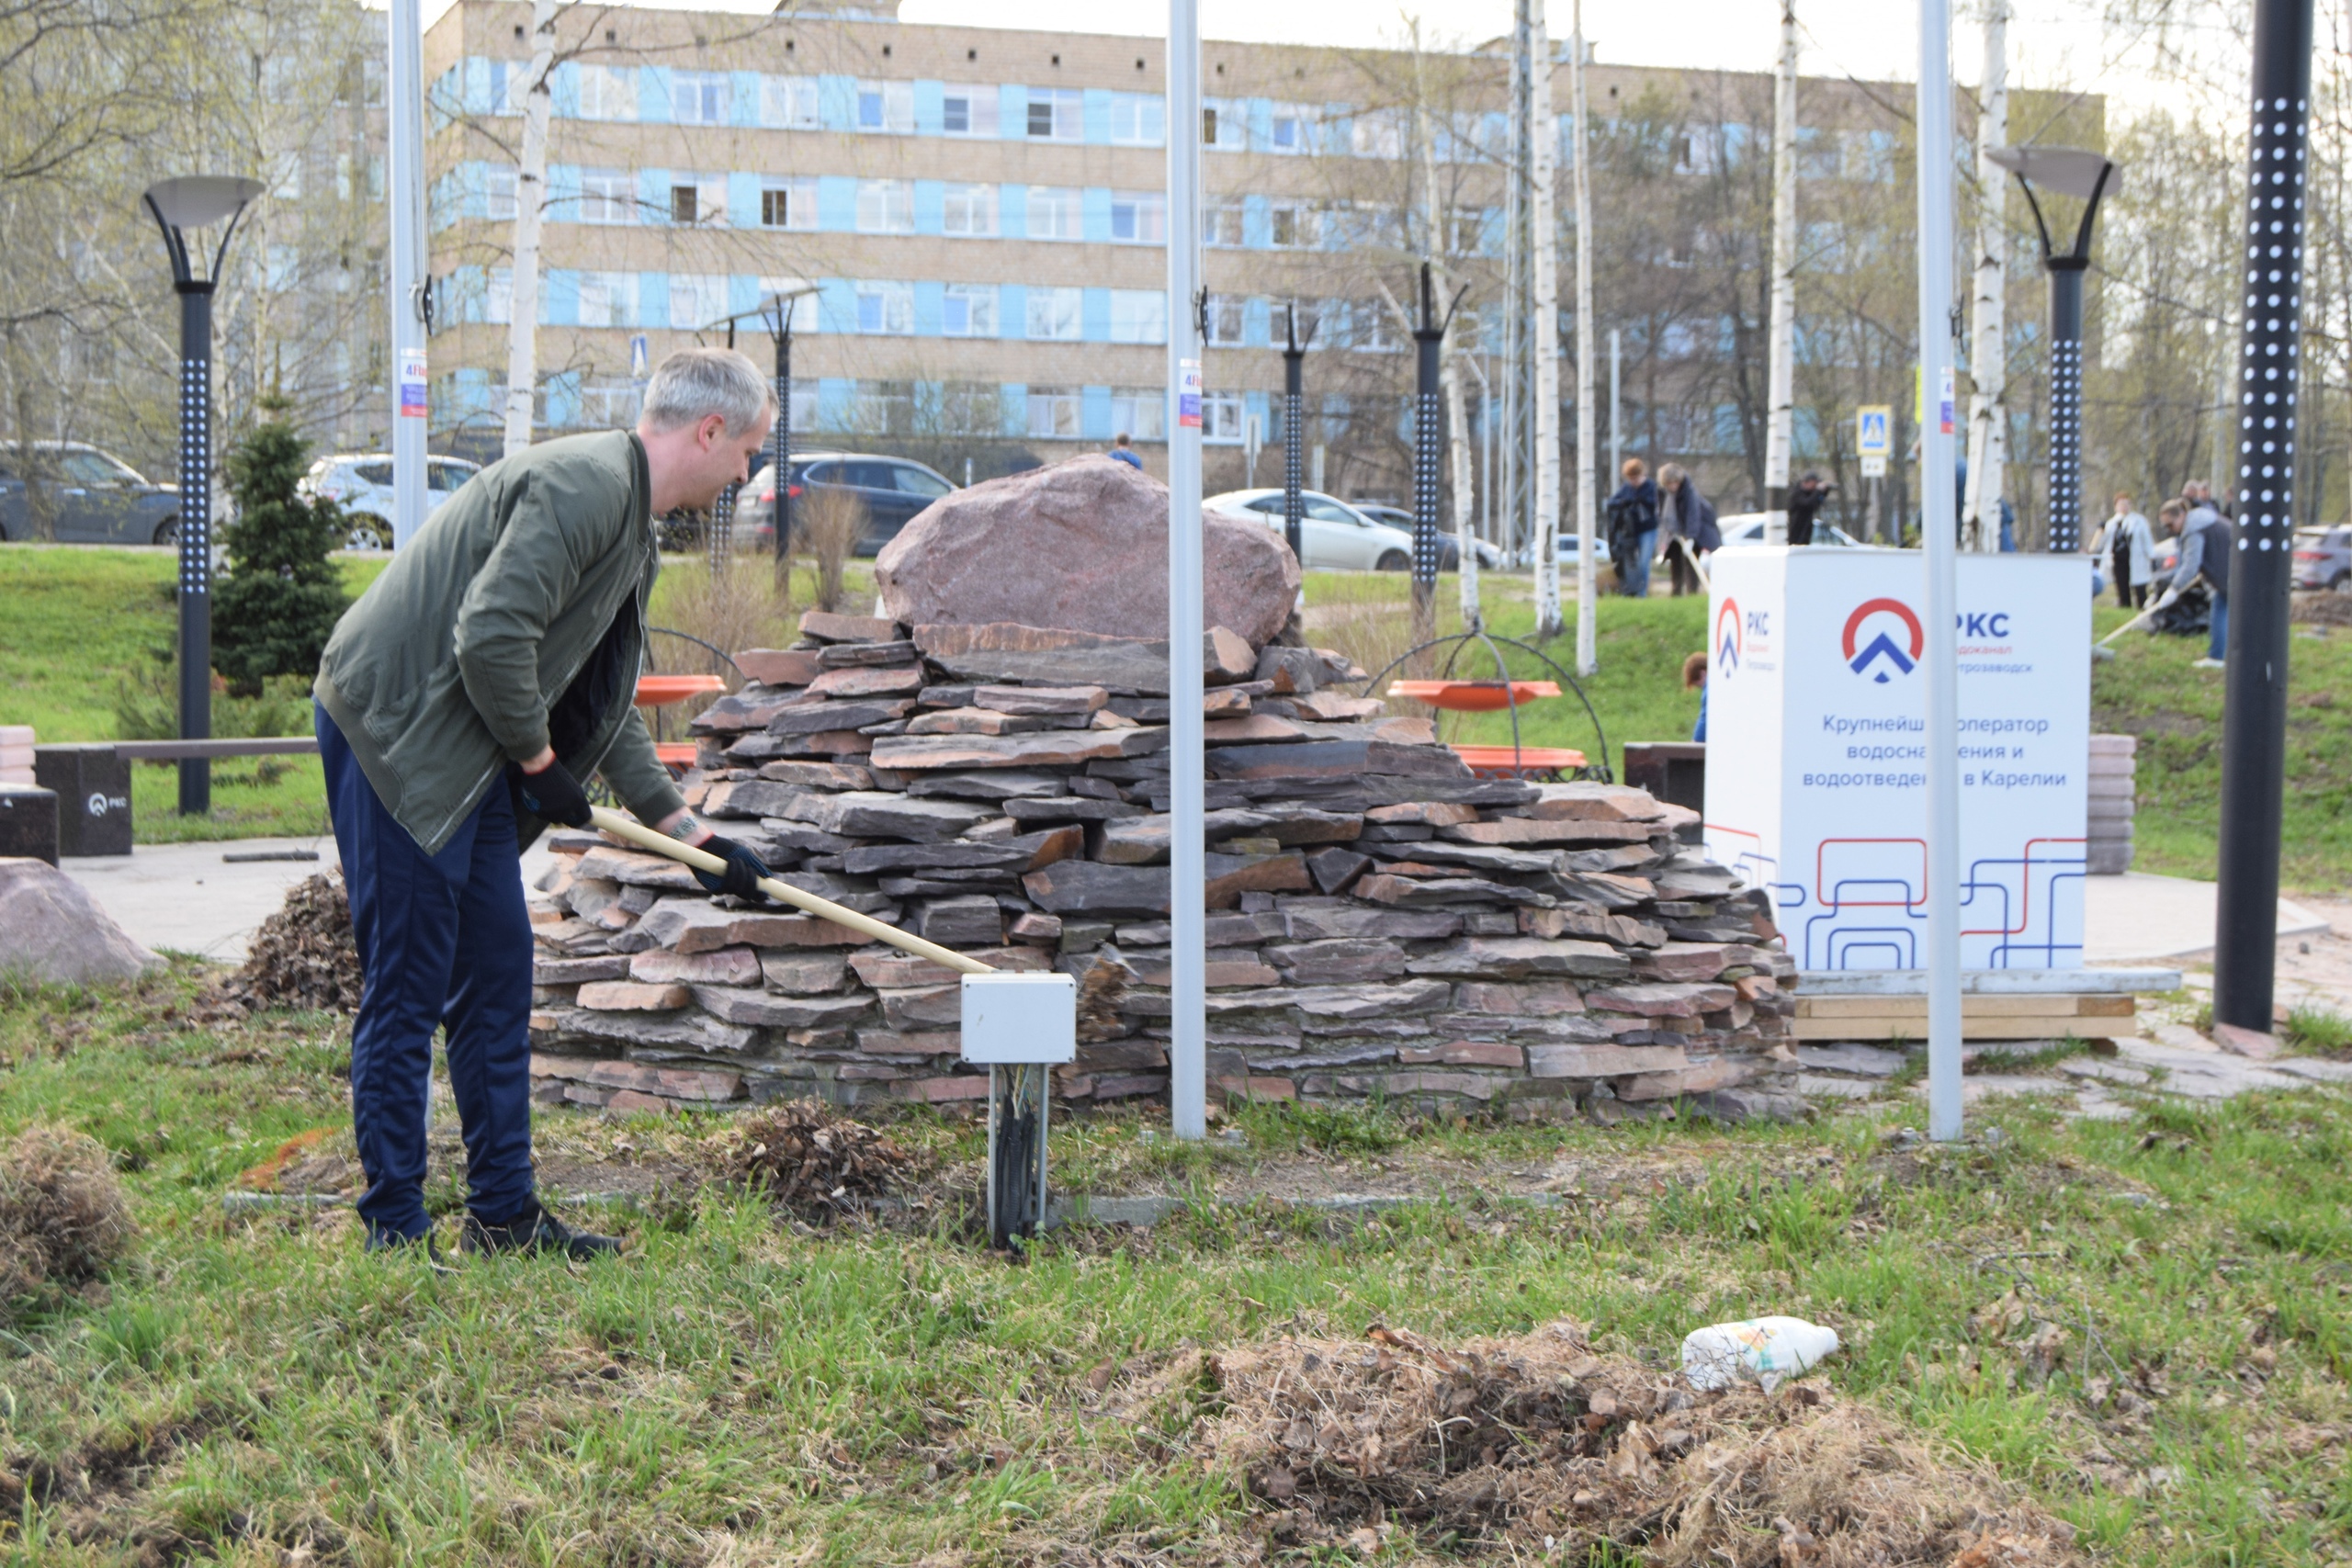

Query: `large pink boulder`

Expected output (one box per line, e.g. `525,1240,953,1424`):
875,456,1300,649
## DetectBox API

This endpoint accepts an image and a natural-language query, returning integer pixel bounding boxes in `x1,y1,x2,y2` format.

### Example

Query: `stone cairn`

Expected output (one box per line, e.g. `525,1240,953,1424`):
526,611,1802,1122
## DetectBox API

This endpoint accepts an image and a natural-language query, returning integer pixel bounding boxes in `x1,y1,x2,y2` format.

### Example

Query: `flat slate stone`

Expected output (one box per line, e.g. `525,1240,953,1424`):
734,649,823,686
808,664,926,699
1796,1043,1908,1077
907,770,1069,801
869,727,1168,772
1442,818,1656,847
817,639,920,668
1022,860,1173,917
771,790,992,840
799,610,901,643
754,761,876,791
1208,739,1469,782
690,987,876,1029
1405,936,1630,980
974,684,1109,715
767,698,916,736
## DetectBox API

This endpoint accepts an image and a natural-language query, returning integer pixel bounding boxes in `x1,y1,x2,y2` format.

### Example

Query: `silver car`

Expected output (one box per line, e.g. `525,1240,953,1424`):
0,442,181,545
300,453,481,548
2292,525,2351,592
1204,488,1416,571
1715,512,1871,548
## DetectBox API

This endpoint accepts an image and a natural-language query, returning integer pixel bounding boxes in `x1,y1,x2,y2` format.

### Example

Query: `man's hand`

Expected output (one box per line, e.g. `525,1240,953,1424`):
691,832,774,900
511,754,593,828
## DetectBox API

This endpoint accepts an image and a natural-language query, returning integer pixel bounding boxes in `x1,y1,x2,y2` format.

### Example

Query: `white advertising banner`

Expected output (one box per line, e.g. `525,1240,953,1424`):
1703,548,2091,971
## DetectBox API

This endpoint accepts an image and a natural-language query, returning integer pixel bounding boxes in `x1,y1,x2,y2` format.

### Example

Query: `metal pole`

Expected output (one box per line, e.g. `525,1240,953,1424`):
1569,2,1598,667
2214,0,2314,1034
175,286,214,817
1413,265,1443,638
1283,305,1305,563
773,316,793,585
1917,0,1963,1141
708,483,736,574
1166,0,1206,1141
1766,1,1798,542
386,0,428,549
2045,264,2086,552
1529,0,1564,639
1609,326,1622,494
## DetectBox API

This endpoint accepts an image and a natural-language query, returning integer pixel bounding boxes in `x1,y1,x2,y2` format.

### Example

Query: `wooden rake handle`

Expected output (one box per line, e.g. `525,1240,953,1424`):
587,807,996,976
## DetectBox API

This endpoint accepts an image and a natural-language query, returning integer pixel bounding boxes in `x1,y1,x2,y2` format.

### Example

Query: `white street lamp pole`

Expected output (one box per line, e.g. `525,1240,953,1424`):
1166,0,1206,1141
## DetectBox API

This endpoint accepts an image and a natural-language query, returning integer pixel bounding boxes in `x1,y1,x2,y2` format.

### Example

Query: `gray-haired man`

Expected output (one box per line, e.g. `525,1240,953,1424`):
312,348,777,1260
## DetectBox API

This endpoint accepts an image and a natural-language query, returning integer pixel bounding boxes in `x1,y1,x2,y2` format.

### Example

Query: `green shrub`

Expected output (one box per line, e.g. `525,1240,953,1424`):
211,404,348,697
110,650,311,741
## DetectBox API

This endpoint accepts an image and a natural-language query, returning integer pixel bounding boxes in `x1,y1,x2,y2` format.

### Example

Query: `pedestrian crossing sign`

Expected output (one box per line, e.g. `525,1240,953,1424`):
1856,405,1892,459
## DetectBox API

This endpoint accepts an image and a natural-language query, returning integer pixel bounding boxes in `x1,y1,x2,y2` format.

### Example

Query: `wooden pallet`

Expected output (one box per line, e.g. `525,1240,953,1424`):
1792,992,2135,1042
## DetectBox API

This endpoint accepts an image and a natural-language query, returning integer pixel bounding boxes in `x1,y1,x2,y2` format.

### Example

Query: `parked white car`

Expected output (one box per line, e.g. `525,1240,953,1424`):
300,453,482,548
1204,488,1415,571
1715,511,1871,548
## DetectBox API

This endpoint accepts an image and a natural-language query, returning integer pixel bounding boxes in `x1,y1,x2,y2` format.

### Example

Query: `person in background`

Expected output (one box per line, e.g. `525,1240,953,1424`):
2174,487,2233,667
2095,491,2153,609
1684,650,1710,742
1657,462,1720,597
1604,457,1662,597
1786,471,1832,546
1107,433,1143,471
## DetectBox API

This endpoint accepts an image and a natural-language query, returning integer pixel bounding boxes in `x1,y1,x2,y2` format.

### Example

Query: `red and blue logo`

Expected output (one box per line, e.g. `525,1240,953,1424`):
1842,598,1924,682
1715,598,1742,677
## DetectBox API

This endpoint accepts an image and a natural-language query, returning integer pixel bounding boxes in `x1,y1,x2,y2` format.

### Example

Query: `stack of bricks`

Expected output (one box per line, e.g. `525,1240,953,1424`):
526,611,1802,1122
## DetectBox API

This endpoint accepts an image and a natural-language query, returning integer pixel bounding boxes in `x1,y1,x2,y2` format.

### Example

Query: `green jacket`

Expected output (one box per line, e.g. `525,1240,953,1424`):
314,431,685,855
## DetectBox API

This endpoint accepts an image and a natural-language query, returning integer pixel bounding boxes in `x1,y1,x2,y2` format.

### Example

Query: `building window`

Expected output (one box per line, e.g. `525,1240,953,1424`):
943,83,999,136
1204,97,1246,150
1109,92,1165,145
671,273,727,331
485,164,517,221
265,244,300,292
673,70,729,125
763,75,819,129
855,281,913,334
485,265,514,324
1110,388,1166,441
857,79,914,134
1025,185,1080,241
942,283,997,337
488,59,531,117
1025,287,1081,341
577,64,636,121
1448,210,1487,255
1204,293,1246,346
1109,290,1166,344
1027,386,1081,437
1206,200,1245,247
942,182,997,237
582,378,641,425
937,381,1001,435
1351,109,1404,159
1025,86,1081,139
670,172,724,226
1356,299,1401,353
579,168,632,224
1203,392,1245,444
1109,190,1165,243
1269,202,1318,248
855,178,914,234
844,380,915,435
761,177,816,231
1269,105,1315,153
577,270,633,328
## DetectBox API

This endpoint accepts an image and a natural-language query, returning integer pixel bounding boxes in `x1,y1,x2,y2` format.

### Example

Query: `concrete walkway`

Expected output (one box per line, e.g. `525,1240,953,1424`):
61,834,557,962
2083,870,2330,964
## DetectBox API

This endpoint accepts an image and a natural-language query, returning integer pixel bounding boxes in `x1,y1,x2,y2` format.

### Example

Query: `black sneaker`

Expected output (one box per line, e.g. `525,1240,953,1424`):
460,1198,622,1259
365,1228,458,1275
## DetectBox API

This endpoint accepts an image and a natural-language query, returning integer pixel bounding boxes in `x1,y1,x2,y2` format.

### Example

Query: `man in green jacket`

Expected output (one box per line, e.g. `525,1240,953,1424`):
313,347,777,1259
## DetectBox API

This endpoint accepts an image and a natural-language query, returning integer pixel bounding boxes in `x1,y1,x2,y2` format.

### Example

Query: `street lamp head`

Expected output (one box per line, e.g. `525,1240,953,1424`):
141,175,265,288
1986,145,2119,202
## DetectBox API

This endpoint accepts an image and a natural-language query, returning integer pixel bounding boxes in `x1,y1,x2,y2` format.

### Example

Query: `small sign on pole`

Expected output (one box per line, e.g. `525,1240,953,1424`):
1177,357,1203,430
1860,454,1888,479
629,333,650,380
1856,404,1892,460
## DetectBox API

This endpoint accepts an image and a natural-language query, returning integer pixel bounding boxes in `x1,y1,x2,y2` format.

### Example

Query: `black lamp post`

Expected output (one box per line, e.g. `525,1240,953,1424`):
1281,301,1314,564
1409,263,1466,633
2214,0,2315,1035
1986,145,2120,553
142,175,263,818
763,285,820,578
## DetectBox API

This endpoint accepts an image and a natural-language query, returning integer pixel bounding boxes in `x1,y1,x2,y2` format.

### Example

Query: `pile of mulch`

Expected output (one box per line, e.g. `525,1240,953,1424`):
2290,592,2352,627
720,1101,919,1219
1160,1321,2080,1565
209,874,364,1015
0,1122,133,1315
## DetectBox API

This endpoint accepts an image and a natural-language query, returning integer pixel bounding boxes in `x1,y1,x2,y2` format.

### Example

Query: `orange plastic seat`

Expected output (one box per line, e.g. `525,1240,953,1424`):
634,674,727,707
1387,679,1562,712
1449,743,1587,779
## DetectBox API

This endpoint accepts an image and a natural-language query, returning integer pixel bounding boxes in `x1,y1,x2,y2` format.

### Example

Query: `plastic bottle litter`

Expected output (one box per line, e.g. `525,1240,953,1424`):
1679,1316,1842,1393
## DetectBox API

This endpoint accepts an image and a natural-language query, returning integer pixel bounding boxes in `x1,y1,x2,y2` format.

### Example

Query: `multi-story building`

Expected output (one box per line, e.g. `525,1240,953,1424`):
420,1,2075,525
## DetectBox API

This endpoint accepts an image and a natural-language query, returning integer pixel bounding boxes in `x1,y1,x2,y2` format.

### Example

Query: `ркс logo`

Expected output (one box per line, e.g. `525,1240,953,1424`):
1714,598,1741,677
1841,597,1924,682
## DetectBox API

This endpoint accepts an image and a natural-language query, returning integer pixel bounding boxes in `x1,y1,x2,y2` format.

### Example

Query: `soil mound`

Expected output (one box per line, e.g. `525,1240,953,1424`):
1182,1321,2079,1565
0,1122,132,1314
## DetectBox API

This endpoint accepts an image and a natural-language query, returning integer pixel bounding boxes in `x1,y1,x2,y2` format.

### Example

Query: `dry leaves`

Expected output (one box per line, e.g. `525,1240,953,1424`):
208,874,364,1015
719,1100,918,1219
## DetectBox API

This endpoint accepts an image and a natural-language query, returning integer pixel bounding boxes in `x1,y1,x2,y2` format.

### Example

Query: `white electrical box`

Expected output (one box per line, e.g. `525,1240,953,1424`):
959,972,1077,1065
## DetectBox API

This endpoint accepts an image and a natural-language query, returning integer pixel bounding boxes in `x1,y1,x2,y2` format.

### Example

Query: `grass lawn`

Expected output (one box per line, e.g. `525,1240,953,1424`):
2,969,2349,1562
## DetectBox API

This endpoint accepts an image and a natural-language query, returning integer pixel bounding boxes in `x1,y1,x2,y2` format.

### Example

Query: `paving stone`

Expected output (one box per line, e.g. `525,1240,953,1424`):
1796,1043,1908,1077
1799,1073,1883,1100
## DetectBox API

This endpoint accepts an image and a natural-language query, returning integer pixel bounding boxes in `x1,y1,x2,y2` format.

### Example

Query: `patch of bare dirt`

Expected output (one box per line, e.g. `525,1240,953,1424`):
1146,1321,2081,1565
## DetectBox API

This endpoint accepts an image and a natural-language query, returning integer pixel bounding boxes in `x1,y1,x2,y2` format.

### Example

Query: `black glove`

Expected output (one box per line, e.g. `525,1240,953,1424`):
511,757,593,829
693,833,773,900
